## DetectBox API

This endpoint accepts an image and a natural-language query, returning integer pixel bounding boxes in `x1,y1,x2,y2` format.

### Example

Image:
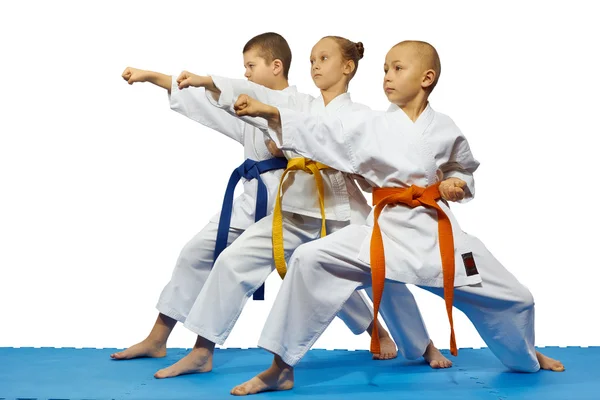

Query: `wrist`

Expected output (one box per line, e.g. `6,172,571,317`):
260,105,278,120
195,75,207,87
142,70,155,82
266,106,282,133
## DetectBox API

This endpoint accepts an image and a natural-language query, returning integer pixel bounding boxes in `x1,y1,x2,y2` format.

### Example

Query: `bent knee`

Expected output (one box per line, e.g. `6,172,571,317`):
514,287,535,311
177,232,216,267
174,247,213,274
287,242,327,271
212,246,245,273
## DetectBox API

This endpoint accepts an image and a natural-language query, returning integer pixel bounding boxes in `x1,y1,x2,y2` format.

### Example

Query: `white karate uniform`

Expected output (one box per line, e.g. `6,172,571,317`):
181,81,401,347
155,77,289,322
255,104,539,372
208,77,371,222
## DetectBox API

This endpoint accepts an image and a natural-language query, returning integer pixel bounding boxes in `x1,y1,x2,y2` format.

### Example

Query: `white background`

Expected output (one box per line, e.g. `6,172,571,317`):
1,0,599,353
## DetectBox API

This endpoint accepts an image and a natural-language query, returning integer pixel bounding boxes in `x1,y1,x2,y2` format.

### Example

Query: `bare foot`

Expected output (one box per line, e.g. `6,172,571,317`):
154,347,213,378
110,339,166,360
369,319,398,360
536,351,565,372
423,341,452,369
372,334,398,360
231,356,294,396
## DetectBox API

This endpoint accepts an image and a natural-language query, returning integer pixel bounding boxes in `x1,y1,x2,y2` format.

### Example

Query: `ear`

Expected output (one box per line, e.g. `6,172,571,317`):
272,59,283,76
422,69,436,89
343,60,356,76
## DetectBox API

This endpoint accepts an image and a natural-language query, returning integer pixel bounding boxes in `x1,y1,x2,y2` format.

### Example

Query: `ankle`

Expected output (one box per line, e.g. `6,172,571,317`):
144,336,167,347
378,328,390,339
366,320,375,336
273,355,292,371
193,336,216,352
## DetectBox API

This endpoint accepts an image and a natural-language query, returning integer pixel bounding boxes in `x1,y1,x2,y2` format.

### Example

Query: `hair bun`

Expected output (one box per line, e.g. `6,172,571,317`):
355,42,365,59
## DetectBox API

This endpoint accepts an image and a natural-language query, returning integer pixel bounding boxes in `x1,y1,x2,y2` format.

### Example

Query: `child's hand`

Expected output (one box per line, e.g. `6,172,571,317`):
122,67,148,84
266,139,284,157
177,71,204,89
439,177,466,202
235,95,281,133
234,94,268,118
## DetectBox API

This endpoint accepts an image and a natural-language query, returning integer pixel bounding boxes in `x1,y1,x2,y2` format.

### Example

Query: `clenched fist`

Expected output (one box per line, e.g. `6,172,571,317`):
234,94,271,118
176,70,204,90
122,67,148,84
439,177,467,202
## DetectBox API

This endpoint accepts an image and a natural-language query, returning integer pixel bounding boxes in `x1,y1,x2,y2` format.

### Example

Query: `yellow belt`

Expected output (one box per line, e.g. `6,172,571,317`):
272,157,331,278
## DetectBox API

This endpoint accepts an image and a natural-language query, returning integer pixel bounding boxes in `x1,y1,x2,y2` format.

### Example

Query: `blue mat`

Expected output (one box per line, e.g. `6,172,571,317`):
0,346,596,399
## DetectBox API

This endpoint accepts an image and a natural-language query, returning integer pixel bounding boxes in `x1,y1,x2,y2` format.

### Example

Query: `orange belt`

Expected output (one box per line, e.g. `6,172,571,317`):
370,183,458,356
272,157,330,278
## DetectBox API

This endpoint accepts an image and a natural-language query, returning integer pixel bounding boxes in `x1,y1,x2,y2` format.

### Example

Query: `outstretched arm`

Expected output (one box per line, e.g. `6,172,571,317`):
233,94,390,175
173,72,286,155
176,71,221,97
177,71,310,131
122,67,246,144
122,67,172,91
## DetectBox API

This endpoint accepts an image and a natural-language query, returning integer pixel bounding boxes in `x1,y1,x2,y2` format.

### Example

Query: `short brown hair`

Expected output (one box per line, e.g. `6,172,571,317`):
243,32,292,79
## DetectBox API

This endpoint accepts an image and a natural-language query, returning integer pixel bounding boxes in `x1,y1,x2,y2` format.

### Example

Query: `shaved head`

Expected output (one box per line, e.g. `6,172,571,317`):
393,41,441,91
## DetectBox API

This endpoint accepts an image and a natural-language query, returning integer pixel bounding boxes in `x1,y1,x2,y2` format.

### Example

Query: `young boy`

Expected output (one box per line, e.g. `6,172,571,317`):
228,40,565,396
111,32,306,361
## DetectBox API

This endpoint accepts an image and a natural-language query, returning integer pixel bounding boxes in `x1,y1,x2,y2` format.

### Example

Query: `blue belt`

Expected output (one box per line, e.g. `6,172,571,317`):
215,157,288,300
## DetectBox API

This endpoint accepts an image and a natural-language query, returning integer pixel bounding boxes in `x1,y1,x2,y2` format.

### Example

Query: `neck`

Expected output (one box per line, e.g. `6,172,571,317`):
320,79,347,106
399,92,429,122
270,79,289,91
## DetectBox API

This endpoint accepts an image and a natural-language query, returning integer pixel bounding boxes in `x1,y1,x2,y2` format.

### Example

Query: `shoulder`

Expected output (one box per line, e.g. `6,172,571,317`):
295,91,316,102
426,108,470,152
432,109,460,131
349,101,371,111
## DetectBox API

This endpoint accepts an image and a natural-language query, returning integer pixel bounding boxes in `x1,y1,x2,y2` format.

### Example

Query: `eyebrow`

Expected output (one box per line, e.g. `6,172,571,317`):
310,52,327,59
384,60,402,67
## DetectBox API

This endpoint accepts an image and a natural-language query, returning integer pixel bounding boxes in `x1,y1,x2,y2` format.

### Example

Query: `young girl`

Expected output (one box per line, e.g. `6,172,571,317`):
154,36,455,379
112,32,300,362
